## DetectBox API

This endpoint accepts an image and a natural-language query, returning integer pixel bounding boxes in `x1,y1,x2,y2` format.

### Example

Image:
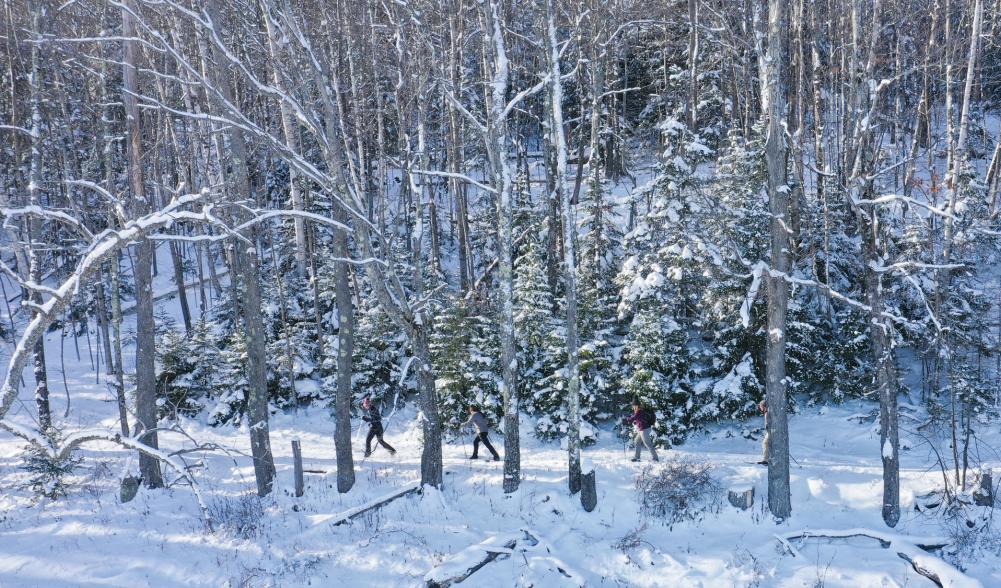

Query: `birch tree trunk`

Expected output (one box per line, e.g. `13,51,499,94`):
759,0,791,519
27,2,50,432
859,198,900,526
203,0,276,495
841,0,898,527
110,252,129,437
481,0,520,493
938,0,983,315
686,0,699,129
262,3,308,279
122,0,163,488
546,0,582,495
309,22,444,487
446,13,471,292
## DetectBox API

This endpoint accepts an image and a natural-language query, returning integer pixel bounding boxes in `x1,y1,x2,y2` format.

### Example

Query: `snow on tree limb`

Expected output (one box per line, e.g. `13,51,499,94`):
739,261,765,328
0,191,208,426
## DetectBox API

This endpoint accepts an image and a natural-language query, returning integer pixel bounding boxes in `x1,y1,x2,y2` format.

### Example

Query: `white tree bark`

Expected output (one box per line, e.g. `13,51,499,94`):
481,0,521,493
546,0,582,495
27,2,51,432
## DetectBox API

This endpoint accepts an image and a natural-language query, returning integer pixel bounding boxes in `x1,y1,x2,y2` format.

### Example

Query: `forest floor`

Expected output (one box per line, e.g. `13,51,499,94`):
0,251,999,587
1,360,999,587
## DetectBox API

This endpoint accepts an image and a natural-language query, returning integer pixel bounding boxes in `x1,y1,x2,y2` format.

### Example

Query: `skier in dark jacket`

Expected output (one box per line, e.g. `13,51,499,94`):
623,401,659,462
362,396,397,457
462,405,500,461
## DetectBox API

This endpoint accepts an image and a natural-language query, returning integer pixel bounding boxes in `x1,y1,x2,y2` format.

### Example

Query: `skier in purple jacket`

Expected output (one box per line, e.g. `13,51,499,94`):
623,402,659,462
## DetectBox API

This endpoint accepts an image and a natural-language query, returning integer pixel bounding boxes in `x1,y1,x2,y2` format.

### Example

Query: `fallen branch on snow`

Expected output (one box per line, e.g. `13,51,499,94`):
778,528,981,588
424,532,521,588
424,528,584,588
300,481,422,537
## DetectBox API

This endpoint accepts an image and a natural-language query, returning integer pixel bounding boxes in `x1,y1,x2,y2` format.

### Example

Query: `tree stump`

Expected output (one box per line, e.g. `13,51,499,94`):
728,486,754,510
974,469,994,507
292,439,304,498
580,469,597,512
120,475,140,503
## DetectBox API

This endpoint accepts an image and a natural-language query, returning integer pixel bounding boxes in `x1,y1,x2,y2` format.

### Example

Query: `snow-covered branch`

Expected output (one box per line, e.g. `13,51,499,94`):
0,191,208,424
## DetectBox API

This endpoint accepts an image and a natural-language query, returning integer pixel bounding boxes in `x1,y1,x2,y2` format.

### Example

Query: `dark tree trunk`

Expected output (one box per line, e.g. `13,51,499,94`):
122,0,162,488
334,210,356,493
761,0,791,519
169,242,192,333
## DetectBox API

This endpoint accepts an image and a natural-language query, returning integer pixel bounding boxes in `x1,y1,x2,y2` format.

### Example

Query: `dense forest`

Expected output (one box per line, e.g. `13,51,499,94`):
2,0,1001,544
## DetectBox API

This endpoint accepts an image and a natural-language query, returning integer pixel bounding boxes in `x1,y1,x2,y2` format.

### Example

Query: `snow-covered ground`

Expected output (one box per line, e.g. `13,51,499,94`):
1,345,998,587
0,246,998,587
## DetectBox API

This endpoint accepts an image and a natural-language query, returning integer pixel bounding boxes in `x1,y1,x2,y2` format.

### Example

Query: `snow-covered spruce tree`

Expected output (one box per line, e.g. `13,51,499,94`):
430,295,502,433
776,174,864,405
20,428,81,501
351,296,414,407
785,290,873,403
262,270,323,410
576,135,624,417
616,116,718,440
207,331,250,427
697,127,768,412
333,232,416,414
621,301,693,446
512,204,597,443
935,165,1000,483
156,320,220,419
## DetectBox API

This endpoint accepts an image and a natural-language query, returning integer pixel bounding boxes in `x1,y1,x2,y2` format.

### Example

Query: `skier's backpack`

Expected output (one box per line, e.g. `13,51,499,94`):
641,408,656,429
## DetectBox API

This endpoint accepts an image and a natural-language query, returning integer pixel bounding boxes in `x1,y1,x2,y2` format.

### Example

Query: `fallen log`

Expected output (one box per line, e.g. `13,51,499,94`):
329,481,421,526
780,528,949,550
424,533,521,588
297,481,422,538
778,529,981,588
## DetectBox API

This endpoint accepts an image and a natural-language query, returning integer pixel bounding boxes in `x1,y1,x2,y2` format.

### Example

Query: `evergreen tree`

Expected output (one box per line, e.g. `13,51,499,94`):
20,429,80,501
156,320,220,419
616,116,706,439
351,298,413,406
512,205,598,442
207,331,250,426
430,295,502,432
621,303,693,445
697,126,769,409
